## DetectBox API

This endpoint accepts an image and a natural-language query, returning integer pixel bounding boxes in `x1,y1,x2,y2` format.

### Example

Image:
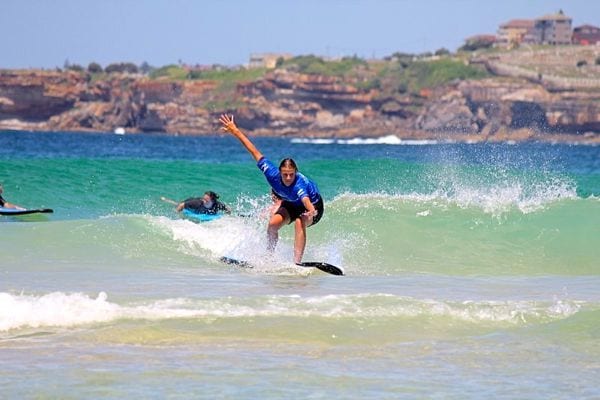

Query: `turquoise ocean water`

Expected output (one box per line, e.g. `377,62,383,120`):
1,131,599,398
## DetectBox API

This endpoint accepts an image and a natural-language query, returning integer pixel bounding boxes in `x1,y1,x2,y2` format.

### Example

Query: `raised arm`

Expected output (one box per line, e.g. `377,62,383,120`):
219,114,263,162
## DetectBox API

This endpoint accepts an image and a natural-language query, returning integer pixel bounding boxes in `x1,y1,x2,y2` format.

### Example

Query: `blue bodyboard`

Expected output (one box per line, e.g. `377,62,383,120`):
182,209,223,222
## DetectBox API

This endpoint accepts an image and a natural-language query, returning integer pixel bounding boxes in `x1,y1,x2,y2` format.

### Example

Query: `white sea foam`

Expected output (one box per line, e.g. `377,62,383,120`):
0,292,582,332
332,176,578,216
150,215,254,257
290,138,335,144
440,178,578,215
146,214,314,274
148,192,353,267
291,135,439,145
0,291,118,331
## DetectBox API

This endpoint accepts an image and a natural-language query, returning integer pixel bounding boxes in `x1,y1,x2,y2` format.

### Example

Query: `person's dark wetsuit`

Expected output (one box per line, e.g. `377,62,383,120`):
182,198,228,215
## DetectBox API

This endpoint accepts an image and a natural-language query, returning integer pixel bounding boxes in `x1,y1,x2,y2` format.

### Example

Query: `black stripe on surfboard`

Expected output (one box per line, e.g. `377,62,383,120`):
296,262,345,276
0,208,53,216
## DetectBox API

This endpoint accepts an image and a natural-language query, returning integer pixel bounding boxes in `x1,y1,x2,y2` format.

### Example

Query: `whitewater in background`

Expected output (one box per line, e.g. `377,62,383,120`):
1,131,599,398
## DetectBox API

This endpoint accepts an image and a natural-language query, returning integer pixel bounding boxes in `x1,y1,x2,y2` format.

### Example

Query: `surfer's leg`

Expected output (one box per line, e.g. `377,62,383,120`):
267,212,288,251
293,217,307,263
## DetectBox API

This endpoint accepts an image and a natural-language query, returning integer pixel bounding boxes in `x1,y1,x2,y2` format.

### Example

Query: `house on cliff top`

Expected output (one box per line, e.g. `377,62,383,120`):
572,24,600,45
532,10,573,45
493,10,574,48
497,19,535,48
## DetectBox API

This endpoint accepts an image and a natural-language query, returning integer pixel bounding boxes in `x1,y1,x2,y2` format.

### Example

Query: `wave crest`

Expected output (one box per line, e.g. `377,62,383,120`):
0,292,583,332
331,177,578,216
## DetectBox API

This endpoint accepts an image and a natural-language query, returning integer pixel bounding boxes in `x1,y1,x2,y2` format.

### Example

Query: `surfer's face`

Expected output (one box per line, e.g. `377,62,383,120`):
280,166,296,186
202,194,214,208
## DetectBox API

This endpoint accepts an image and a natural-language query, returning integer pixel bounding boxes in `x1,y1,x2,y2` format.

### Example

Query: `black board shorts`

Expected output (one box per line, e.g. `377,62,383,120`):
277,195,324,226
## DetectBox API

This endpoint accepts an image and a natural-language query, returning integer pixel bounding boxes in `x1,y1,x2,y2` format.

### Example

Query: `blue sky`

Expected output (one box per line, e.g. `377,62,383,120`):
2,0,599,69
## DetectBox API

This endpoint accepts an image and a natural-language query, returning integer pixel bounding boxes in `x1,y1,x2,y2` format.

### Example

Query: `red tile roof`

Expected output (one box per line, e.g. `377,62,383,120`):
499,19,534,29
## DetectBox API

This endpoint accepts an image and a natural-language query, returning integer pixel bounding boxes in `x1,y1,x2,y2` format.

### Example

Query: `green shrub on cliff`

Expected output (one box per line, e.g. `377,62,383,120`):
149,65,267,84
279,55,324,73
105,62,139,74
149,65,188,80
87,62,103,73
458,36,496,52
187,67,267,83
280,55,368,77
67,64,85,72
356,77,382,91
378,58,489,94
410,59,489,89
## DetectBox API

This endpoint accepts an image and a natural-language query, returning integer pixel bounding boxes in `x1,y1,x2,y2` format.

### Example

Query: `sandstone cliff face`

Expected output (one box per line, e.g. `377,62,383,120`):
0,68,598,142
0,71,83,121
235,70,384,135
131,80,216,133
416,79,600,135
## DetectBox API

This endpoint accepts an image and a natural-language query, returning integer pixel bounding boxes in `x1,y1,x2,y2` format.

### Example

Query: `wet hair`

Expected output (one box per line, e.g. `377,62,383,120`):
279,158,298,171
204,191,219,201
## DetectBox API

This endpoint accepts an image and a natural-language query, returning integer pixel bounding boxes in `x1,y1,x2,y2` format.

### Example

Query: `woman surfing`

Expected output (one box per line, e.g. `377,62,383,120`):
219,114,323,263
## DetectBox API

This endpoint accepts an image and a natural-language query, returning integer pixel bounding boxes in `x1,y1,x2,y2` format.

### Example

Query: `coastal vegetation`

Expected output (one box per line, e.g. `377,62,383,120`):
0,46,597,142
87,62,103,73
149,64,189,80
278,55,368,77
187,67,267,82
149,64,267,83
79,51,490,94
159,54,490,99
374,57,489,95
59,46,593,96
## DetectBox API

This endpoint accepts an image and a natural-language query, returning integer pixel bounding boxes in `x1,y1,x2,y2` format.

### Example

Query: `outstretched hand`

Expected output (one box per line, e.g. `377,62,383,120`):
219,114,238,135
160,196,179,206
218,113,264,161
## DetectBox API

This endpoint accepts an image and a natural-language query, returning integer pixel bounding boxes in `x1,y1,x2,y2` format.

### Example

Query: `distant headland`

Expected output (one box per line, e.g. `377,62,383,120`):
1,12,599,144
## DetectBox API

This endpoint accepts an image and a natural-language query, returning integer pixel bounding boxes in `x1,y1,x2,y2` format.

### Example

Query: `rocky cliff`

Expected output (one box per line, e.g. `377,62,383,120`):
1,60,599,143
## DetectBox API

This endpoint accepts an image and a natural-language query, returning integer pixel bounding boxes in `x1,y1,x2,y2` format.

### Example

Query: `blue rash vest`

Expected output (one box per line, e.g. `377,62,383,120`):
257,157,321,205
